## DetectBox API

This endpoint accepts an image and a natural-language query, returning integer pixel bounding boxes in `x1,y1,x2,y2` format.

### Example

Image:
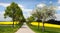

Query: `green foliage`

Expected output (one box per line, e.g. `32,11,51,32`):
4,2,25,22
27,16,35,22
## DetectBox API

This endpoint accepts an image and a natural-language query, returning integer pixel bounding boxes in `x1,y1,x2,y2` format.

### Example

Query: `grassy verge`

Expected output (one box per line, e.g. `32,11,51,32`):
0,24,22,33
27,22,60,33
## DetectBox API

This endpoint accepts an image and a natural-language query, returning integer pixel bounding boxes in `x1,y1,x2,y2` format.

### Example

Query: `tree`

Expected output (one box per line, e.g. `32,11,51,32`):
32,3,56,32
27,16,35,26
32,9,42,30
4,2,25,27
27,16,35,22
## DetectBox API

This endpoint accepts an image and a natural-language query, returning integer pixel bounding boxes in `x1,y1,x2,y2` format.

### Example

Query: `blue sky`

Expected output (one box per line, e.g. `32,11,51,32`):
0,0,60,21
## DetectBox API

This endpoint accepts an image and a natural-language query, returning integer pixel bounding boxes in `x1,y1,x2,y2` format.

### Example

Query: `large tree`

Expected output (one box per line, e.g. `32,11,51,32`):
32,9,42,30
32,3,56,32
4,2,25,27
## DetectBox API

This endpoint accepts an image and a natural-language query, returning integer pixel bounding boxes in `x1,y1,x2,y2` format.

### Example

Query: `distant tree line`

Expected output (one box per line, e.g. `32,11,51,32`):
45,19,60,25
36,19,60,25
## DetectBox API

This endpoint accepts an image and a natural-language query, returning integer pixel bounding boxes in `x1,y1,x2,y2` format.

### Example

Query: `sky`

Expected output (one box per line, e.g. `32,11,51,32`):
0,0,60,21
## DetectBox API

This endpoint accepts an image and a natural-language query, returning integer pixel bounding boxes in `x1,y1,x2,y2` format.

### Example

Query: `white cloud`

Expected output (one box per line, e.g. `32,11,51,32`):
49,1,52,4
55,14,60,21
0,2,24,10
0,3,10,7
37,3,46,8
0,3,24,9
0,11,12,21
23,13,31,18
46,14,60,21
23,9,32,18
0,11,5,15
18,4,24,10
57,6,60,10
58,0,60,4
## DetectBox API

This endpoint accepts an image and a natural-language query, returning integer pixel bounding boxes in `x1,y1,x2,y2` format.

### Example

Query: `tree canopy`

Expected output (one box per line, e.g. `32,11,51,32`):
4,2,25,22
27,16,35,22
32,3,57,32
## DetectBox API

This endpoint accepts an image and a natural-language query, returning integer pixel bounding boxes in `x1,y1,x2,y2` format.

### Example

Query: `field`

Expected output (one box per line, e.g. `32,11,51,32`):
0,22,19,24
0,25,20,33
27,22,60,33
0,22,22,33
31,22,60,28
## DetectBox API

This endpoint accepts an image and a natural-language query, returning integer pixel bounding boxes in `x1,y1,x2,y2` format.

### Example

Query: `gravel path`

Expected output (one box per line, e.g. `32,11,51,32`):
15,23,35,33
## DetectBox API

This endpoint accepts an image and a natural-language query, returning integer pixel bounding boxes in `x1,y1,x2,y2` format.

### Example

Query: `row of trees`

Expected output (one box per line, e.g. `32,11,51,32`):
46,19,60,25
4,2,25,27
3,2,57,32
27,3,57,32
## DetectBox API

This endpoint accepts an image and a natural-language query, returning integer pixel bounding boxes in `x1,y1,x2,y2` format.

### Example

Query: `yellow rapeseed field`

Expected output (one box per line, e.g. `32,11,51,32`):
31,22,60,28
0,22,19,24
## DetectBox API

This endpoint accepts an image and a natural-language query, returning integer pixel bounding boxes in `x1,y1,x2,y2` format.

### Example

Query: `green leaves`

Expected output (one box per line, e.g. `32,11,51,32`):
4,2,25,22
27,16,35,22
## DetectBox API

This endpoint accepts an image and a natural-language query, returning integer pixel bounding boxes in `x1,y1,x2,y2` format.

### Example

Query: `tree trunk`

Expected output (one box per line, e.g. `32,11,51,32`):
38,22,40,30
42,19,45,33
42,21,45,32
19,20,23,26
12,12,14,27
19,20,21,24
13,19,14,27
37,19,40,30
12,9,15,28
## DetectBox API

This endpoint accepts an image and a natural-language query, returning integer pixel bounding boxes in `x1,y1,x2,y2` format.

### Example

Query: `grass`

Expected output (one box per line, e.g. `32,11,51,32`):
0,22,22,33
0,24,22,33
29,25,60,33
27,22,60,33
